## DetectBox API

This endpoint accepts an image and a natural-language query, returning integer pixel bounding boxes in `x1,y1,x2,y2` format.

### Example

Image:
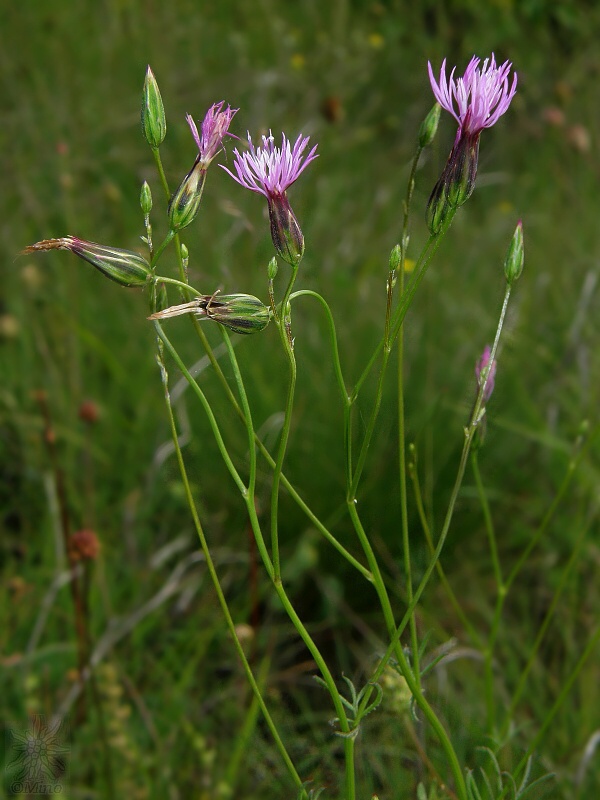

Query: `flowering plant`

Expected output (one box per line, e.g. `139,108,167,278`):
22,55,585,800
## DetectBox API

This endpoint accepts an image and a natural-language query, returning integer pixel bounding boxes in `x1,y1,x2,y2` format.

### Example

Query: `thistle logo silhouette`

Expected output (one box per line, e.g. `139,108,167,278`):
6,715,69,794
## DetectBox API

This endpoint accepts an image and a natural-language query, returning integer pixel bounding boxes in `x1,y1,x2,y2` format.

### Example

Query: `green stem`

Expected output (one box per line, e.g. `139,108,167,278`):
154,323,247,497
150,147,187,286
220,325,354,796
289,290,349,407
155,342,305,796
505,519,590,728
350,483,468,800
377,281,512,670
351,207,456,405
471,451,503,730
396,145,424,690
153,276,203,296
224,656,270,791
150,229,175,269
167,318,370,579
152,147,171,202
349,347,391,497
289,289,354,489
349,209,457,496
511,623,600,788
271,265,300,581
471,452,502,588
409,452,482,646
353,279,515,799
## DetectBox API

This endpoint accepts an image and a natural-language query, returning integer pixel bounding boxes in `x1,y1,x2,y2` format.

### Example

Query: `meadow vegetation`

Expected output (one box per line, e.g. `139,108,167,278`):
2,1,600,798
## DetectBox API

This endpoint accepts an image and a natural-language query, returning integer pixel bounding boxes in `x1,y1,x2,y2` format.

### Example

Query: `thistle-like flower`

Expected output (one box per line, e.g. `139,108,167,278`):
221,131,318,266
426,54,517,232
187,102,238,168
168,102,237,232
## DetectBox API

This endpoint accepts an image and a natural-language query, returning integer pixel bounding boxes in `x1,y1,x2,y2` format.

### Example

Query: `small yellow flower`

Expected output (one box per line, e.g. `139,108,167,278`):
497,200,514,215
290,53,305,70
368,33,384,49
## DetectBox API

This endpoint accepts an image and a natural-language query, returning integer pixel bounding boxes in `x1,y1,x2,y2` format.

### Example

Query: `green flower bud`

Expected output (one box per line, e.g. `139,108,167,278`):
22,237,151,288
389,244,402,272
418,102,441,148
149,293,271,335
141,66,166,149
168,158,207,232
267,257,278,281
180,243,189,261
504,220,524,285
140,181,153,215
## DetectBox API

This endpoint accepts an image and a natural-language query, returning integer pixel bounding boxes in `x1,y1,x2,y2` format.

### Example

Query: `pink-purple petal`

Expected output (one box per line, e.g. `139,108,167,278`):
187,102,238,165
428,53,517,137
221,130,318,198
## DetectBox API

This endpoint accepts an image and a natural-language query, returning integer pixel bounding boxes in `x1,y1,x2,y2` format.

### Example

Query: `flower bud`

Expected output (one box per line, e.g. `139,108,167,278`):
267,193,304,267
475,345,497,404
418,102,441,148
141,66,166,149
140,181,153,215
149,293,271,335
504,220,524,285
389,244,402,273
168,158,207,232
267,257,278,281
22,237,151,287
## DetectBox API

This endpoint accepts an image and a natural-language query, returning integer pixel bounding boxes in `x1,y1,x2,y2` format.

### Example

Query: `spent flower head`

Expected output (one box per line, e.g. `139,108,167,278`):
428,54,517,141
149,293,271,335
187,102,238,167
222,131,318,266
22,237,151,288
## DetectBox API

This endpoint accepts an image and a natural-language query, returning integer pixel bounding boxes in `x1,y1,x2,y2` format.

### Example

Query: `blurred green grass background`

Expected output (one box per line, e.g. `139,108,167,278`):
2,1,600,797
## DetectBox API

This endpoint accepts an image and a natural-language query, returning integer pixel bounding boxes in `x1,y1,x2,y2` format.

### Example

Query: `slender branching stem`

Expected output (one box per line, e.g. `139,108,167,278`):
155,339,306,797
153,276,203,296
396,144,424,688
471,451,503,730
154,323,248,497
409,452,482,646
270,264,299,581
222,324,354,793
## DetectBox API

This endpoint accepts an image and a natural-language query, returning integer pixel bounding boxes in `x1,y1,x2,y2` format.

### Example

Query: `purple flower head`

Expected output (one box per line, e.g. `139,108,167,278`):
425,55,517,233
221,131,318,199
187,102,238,166
428,54,517,141
475,345,497,404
